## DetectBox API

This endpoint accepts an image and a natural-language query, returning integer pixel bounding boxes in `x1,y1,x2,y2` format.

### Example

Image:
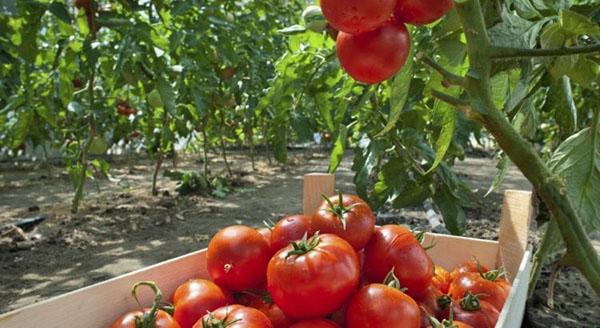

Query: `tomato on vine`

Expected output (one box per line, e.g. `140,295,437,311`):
320,0,397,34
336,20,411,84
267,233,360,319
311,193,375,251
394,0,453,26
206,225,271,291
171,279,232,328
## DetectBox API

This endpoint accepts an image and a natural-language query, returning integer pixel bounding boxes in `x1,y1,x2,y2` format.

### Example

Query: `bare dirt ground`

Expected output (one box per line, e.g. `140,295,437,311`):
0,149,597,327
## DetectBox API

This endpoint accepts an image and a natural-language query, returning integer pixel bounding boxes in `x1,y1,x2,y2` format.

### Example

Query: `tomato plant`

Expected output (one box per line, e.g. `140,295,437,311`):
207,225,271,291
267,233,360,319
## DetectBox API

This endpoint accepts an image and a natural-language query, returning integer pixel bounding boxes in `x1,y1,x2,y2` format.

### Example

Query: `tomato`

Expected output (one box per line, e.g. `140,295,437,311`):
320,0,396,34
256,227,275,254
363,225,434,298
448,272,510,311
267,233,360,319
311,194,375,251
449,259,489,281
117,101,131,116
237,290,295,328
394,0,453,26
417,284,451,323
336,20,411,84
445,293,499,328
110,310,180,328
193,305,273,328
207,225,271,291
270,214,314,252
289,319,339,328
111,282,180,328
346,273,420,328
426,317,474,328
432,265,451,294
171,279,232,328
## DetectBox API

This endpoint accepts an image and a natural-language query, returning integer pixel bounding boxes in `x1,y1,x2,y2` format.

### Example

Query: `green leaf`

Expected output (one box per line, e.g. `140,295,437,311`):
560,9,600,37
484,154,509,197
547,116,600,253
328,124,348,173
433,183,467,235
48,3,71,24
426,104,456,174
157,76,176,115
544,76,577,138
376,43,414,137
278,25,307,35
488,6,547,48
89,136,109,155
391,180,429,208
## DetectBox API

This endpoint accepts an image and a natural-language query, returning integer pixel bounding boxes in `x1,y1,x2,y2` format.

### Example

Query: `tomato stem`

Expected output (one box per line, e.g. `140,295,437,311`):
131,281,163,328
459,291,481,312
286,232,321,258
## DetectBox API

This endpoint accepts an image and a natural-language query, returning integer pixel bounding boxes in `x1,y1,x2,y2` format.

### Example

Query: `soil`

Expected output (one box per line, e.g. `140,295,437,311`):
0,150,597,326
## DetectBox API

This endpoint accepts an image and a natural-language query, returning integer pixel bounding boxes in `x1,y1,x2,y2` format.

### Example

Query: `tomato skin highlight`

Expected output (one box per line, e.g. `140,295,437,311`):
448,272,510,311
171,279,232,328
267,234,360,319
363,225,434,299
270,214,314,252
336,21,411,84
110,310,180,328
449,259,489,281
289,318,340,328
311,194,375,251
206,225,271,291
193,305,273,328
346,283,421,328
320,0,397,34
394,0,453,25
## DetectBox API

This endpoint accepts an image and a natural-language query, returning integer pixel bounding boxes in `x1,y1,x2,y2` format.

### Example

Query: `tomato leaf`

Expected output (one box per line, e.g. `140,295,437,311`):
484,154,509,197
328,124,348,173
433,183,467,235
426,104,456,174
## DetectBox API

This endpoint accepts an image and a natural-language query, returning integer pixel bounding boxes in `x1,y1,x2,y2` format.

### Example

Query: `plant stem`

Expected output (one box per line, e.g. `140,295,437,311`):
490,43,600,59
420,54,466,87
454,0,600,296
152,151,163,196
201,122,209,177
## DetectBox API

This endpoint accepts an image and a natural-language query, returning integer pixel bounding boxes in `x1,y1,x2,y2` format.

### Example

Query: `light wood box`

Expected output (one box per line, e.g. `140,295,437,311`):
0,173,532,328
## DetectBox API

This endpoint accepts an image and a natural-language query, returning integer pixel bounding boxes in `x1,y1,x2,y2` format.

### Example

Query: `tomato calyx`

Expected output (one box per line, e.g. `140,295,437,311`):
383,268,408,292
286,232,321,258
131,281,165,328
414,230,436,250
201,310,242,328
321,192,357,230
481,268,505,282
459,291,482,312
437,294,453,310
427,304,460,328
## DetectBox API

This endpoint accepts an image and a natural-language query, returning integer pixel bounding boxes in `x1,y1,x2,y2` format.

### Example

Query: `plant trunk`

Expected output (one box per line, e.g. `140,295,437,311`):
152,151,164,196
201,124,210,177
455,0,600,295
218,112,232,176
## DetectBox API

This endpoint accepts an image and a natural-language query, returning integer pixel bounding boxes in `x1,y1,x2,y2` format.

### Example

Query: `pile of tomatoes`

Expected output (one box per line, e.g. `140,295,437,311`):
321,0,453,84
110,193,510,328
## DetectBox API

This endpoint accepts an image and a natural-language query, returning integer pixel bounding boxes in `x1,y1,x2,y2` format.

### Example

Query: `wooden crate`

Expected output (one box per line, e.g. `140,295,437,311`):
0,173,532,328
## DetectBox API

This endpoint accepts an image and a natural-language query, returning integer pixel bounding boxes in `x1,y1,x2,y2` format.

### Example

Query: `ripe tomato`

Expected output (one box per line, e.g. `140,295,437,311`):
270,214,314,252
394,0,453,26
432,265,451,293
446,293,499,328
256,227,276,255
417,284,450,323
320,0,396,34
193,305,273,328
267,233,360,319
363,225,433,298
346,273,420,328
110,310,180,328
237,290,295,328
448,272,510,311
336,20,411,84
311,194,375,251
449,259,489,281
426,317,473,328
207,225,271,291
290,319,340,328
171,279,232,328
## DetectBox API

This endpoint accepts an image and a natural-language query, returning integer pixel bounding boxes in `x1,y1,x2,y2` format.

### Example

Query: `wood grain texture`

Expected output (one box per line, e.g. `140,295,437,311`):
303,173,335,216
497,190,532,281
496,251,532,328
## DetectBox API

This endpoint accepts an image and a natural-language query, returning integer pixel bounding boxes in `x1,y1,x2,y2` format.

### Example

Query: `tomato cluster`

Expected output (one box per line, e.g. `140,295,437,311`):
109,194,510,328
320,0,453,84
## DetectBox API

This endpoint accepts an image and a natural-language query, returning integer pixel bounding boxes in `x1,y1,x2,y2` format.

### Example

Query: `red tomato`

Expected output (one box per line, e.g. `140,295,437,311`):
363,225,434,298
320,0,396,34
171,279,232,328
207,225,271,291
446,293,499,328
270,214,314,252
289,319,339,328
267,233,360,319
449,259,489,281
193,305,273,328
346,279,420,328
417,284,450,322
432,265,451,294
336,20,411,84
256,227,275,255
448,272,510,311
311,194,375,251
426,317,474,328
237,290,295,328
110,310,180,328
394,0,453,26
